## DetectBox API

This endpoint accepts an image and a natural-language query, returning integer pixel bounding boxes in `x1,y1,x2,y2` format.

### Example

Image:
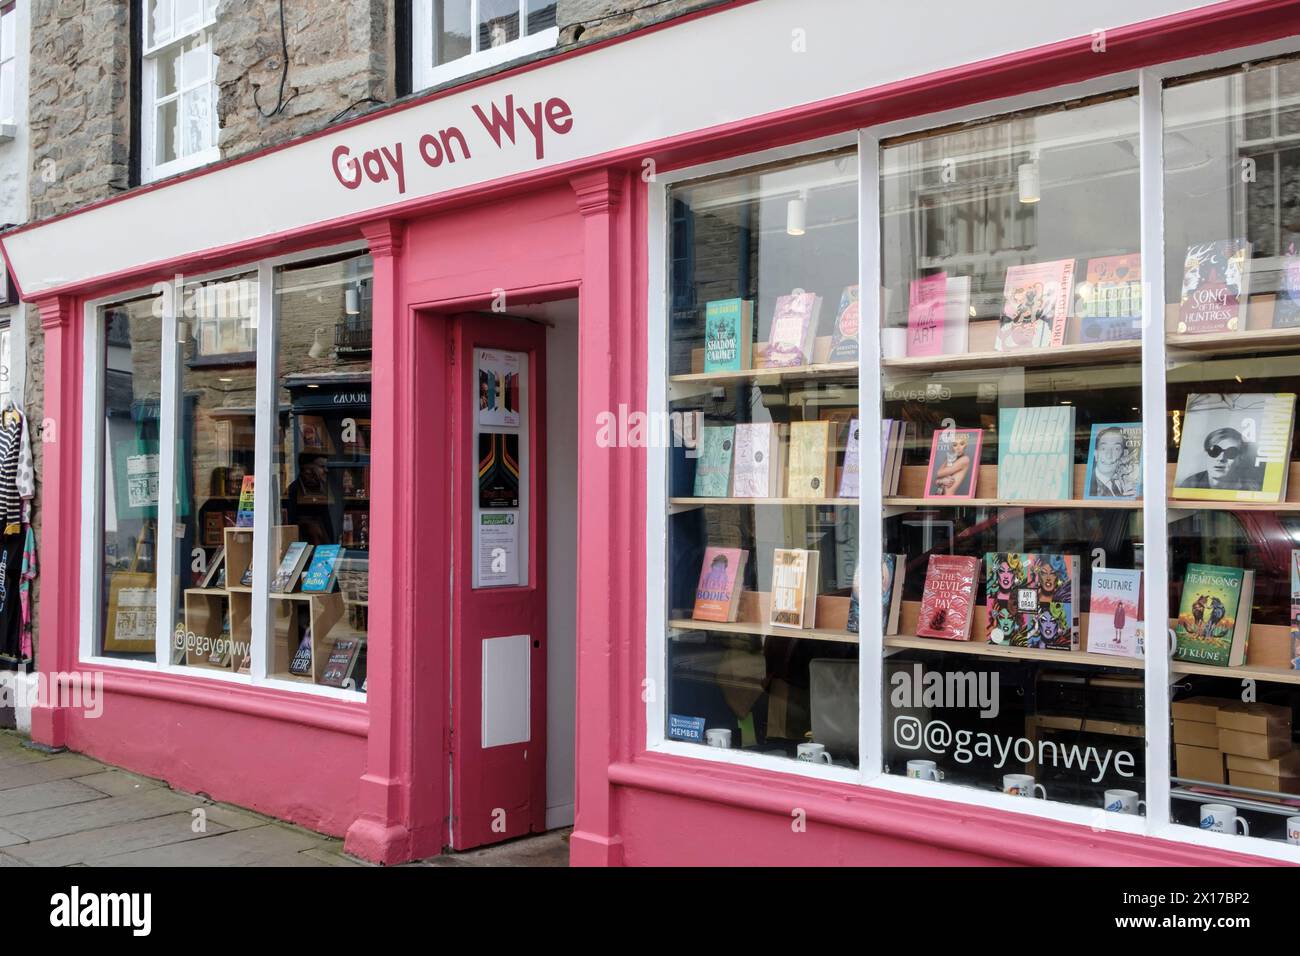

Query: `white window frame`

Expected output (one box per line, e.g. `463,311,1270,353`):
0,2,18,135
78,240,369,700
645,34,1300,864
139,0,220,183
411,0,559,92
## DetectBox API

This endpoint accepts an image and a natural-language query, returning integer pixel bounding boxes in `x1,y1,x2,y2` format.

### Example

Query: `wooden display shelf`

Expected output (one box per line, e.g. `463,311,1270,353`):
670,496,859,507
883,339,1139,373
670,360,859,386
1028,714,1145,738
669,591,856,644
888,463,1140,510
1171,660,1300,685
1166,462,1300,512
1165,294,1300,352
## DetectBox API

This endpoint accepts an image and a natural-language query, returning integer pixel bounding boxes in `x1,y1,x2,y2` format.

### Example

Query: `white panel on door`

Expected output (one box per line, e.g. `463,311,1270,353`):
482,634,531,748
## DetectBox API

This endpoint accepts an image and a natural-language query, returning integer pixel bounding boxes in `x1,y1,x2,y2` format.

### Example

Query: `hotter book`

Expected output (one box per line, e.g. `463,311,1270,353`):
1088,568,1144,658
996,259,1075,351
1079,254,1142,343
916,554,980,641
703,298,753,373
1177,239,1251,334
1174,563,1254,667
692,547,748,623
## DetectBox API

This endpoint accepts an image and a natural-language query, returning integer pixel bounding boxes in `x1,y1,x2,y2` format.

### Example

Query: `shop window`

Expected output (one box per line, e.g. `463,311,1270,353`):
1163,56,1300,846
97,295,163,660
140,0,219,183
411,0,558,91
267,253,373,691
0,3,17,132
663,150,860,767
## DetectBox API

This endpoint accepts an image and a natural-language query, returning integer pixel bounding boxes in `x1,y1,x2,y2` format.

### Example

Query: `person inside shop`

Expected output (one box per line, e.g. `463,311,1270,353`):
286,454,336,544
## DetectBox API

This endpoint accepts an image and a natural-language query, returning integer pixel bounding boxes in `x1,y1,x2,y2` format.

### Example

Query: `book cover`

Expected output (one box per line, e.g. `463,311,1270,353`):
236,475,255,528
770,548,819,629
787,420,835,497
320,638,363,688
906,273,948,357
828,284,860,363
692,425,735,498
1174,563,1253,666
1079,254,1142,343
289,630,313,677
765,292,821,367
1274,251,1300,329
985,553,1078,650
1084,422,1142,499
301,544,342,593
703,298,753,373
996,259,1075,351
924,428,982,498
881,553,905,636
837,418,861,499
997,406,1075,500
916,554,980,641
1088,568,1144,658
692,547,748,623
1172,393,1297,503
1178,239,1252,334
732,423,781,498
271,542,312,593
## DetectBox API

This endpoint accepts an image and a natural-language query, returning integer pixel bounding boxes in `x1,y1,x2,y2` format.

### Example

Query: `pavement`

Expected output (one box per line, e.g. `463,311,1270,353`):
0,730,570,867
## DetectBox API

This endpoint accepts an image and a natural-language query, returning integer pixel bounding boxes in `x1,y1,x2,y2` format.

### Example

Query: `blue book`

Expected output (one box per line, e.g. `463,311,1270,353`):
1083,423,1142,499
301,544,342,593
997,406,1075,500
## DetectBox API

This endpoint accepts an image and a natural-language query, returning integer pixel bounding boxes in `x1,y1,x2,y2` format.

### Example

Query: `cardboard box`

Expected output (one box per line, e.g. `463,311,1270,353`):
1228,769,1300,796
1171,697,1238,724
1218,728,1292,759
1226,750,1300,776
1176,743,1226,784
1216,701,1292,737
1173,718,1220,748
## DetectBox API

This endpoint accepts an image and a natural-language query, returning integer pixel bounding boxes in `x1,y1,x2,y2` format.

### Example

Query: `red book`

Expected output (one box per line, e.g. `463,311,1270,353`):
916,554,981,641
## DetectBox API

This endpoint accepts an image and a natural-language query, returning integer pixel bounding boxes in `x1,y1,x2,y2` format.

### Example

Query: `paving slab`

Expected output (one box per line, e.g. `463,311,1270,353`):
0,825,25,848
0,787,199,841
5,812,235,866
73,769,165,797
0,754,106,791
90,824,330,867
417,829,571,867
0,850,31,866
199,803,272,831
302,845,370,867
0,779,108,816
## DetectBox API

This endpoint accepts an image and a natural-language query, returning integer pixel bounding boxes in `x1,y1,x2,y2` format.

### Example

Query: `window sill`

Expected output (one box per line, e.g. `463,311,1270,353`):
414,27,560,93
0,124,17,143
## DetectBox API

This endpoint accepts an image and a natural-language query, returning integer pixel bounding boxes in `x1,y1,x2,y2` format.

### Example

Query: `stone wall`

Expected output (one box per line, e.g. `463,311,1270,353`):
558,0,726,45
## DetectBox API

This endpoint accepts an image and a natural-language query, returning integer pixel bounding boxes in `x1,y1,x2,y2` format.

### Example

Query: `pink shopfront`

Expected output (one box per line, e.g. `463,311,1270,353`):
8,0,1300,865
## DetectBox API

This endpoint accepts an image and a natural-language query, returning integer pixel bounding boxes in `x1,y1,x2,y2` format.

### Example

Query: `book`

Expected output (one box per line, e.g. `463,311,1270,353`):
837,418,861,499
924,428,982,498
1274,252,1300,329
235,475,255,528
298,415,333,453
732,423,783,498
943,275,972,354
882,553,905,636
203,512,224,547
985,553,1079,651
1079,254,1143,343
828,284,860,362
996,259,1075,351
240,567,253,588
1291,550,1300,670
906,273,948,357
1173,563,1255,667
320,638,364,688
301,544,343,593
787,420,836,497
703,298,753,373
692,425,735,498
997,406,1075,500
335,552,370,604
692,547,748,623
1084,422,1142,499
199,546,225,589
1172,393,1297,503
1088,568,1144,658
770,548,819,629
916,554,980,641
1177,239,1251,334
764,292,822,367
271,541,312,593
288,630,313,677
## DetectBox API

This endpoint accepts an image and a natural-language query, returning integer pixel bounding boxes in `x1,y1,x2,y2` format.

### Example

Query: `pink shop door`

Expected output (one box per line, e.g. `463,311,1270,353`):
449,313,548,850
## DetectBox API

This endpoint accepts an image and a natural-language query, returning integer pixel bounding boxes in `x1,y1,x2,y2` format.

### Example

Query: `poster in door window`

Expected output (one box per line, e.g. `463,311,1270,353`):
477,349,522,427
478,432,520,509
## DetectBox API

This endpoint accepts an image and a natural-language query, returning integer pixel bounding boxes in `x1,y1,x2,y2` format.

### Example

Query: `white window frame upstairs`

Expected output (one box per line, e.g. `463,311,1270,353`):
0,2,18,135
140,0,220,183
78,240,369,701
411,0,559,93
644,33,1300,865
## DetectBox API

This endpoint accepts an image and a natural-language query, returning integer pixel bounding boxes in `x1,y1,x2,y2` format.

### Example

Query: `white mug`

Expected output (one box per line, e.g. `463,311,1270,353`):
906,759,944,781
1199,803,1249,836
1003,773,1046,799
704,728,732,749
797,742,832,764
1287,816,1300,846
1104,789,1147,815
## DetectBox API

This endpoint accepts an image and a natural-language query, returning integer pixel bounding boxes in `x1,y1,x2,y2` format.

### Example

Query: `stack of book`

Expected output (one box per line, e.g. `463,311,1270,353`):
880,419,906,496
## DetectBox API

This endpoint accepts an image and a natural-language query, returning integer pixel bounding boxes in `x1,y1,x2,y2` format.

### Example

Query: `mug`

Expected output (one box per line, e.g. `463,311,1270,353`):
1104,789,1147,815
797,742,833,765
704,728,732,749
1199,803,1249,836
1003,773,1046,799
906,759,944,781
1287,816,1300,846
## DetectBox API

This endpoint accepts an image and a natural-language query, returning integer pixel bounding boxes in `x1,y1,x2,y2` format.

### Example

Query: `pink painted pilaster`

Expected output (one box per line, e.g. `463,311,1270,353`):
569,169,640,866
344,219,415,864
30,295,81,748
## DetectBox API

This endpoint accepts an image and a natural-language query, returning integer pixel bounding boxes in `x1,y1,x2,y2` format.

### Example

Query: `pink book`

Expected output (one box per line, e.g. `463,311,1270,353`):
996,259,1076,351
765,292,821,367
906,273,948,357
692,547,749,623
924,428,982,499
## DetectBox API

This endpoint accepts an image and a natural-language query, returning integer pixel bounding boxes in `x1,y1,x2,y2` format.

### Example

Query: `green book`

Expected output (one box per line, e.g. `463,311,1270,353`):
1173,563,1254,667
693,425,735,498
703,299,753,373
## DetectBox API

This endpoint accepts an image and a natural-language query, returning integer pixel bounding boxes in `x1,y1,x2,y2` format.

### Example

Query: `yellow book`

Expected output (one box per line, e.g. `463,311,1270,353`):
786,420,835,498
